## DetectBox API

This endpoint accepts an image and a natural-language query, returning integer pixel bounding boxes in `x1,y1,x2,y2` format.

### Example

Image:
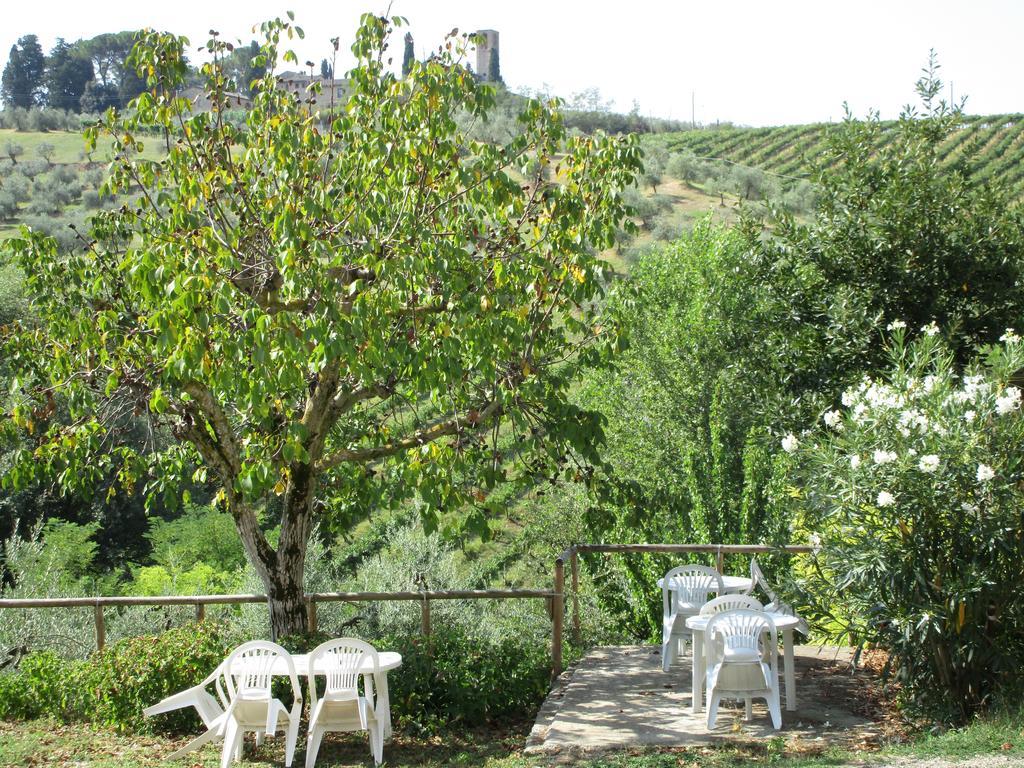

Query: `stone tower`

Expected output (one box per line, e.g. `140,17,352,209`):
474,30,499,81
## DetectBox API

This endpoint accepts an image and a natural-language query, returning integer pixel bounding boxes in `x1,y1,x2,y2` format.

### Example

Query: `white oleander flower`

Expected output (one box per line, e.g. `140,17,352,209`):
964,410,976,423
781,433,799,453
976,463,995,483
849,454,861,470
1000,328,1020,344
873,449,898,465
876,491,896,507
996,386,1022,415
921,322,939,337
809,532,822,553
823,410,843,429
918,454,939,473
886,320,907,331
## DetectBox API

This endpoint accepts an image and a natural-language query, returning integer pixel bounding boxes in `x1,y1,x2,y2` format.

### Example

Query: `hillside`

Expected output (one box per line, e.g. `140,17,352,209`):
656,113,1024,194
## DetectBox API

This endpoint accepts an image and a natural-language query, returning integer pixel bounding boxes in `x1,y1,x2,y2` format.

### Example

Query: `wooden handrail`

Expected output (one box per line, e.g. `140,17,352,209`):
548,542,814,679
0,542,814,684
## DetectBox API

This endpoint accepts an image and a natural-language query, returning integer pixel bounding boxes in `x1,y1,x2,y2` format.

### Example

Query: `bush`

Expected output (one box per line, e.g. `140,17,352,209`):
76,621,233,732
0,650,82,720
0,191,17,221
381,623,550,732
0,622,233,731
790,329,1024,722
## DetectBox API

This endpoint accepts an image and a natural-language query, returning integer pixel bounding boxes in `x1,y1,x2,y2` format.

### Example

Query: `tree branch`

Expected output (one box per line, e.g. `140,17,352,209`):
318,398,502,471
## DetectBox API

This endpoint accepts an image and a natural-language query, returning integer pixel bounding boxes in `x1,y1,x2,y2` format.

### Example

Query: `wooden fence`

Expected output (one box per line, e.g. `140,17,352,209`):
0,543,812,680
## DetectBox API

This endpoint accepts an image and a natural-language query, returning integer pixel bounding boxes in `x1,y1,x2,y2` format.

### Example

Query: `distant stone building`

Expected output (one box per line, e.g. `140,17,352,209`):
277,71,350,109
474,30,499,82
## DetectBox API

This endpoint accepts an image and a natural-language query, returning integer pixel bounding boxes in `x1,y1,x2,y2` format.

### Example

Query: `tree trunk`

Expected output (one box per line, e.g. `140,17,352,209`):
266,555,309,640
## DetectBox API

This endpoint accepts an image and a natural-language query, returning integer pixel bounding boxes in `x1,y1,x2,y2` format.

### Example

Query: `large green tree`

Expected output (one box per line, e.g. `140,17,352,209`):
0,14,640,637
44,39,94,113
1,35,46,108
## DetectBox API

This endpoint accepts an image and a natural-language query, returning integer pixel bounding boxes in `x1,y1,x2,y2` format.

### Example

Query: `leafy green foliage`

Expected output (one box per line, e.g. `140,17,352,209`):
383,625,549,732
580,223,801,638
0,13,641,635
791,330,1024,721
747,57,1024,369
0,622,231,732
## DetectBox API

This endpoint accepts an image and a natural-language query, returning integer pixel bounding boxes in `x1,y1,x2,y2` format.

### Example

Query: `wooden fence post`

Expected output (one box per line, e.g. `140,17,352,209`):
570,547,581,643
420,596,431,636
306,597,318,635
715,545,725,575
195,602,206,623
552,557,564,680
94,603,105,652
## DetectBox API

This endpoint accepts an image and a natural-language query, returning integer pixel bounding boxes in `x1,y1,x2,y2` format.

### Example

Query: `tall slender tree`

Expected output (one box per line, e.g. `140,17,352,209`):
488,46,502,84
1,35,46,108
402,32,415,77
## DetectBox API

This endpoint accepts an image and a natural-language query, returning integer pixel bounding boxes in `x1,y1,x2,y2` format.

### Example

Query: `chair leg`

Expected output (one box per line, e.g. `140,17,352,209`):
220,720,241,768
767,689,782,729
284,713,300,768
305,727,325,768
706,691,722,730
745,697,752,720
255,728,265,746
661,634,675,672
370,722,383,766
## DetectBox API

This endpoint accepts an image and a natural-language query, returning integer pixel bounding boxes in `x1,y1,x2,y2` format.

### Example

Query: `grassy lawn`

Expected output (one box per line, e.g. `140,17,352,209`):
0,128,165,164
3,710,1023,768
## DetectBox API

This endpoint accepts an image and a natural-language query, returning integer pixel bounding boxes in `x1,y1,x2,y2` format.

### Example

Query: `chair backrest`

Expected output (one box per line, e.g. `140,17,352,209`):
308,638,379,699
705,609,776,668
224,641,290,701
662,565,725,615
700,594,763,616
749,557,779,604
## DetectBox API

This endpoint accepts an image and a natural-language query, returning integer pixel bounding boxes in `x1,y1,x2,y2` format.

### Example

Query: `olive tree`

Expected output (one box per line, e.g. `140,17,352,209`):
0,14,640,637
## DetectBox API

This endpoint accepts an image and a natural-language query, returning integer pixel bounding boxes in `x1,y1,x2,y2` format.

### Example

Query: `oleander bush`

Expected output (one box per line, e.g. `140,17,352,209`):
789,328,1024,722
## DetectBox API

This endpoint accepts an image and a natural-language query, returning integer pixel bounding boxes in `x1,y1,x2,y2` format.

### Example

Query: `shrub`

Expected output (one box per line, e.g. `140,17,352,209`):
3,172,29,203
0,191,17,221
790,329,1024,722
0,650,82,720
18,158,48,180
3,141,24,165
380,623,549,732
76,621,233,732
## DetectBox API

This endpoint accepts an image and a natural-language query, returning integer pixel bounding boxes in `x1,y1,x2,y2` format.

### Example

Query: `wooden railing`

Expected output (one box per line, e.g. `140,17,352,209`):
0,543,812,681
550,543,813,679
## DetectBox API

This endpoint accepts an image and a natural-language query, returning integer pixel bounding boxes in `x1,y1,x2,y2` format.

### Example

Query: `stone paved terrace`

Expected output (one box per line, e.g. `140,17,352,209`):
526,644,884,756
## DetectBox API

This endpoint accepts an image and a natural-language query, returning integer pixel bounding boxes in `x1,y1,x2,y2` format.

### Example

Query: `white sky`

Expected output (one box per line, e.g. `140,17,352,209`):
3,0,1021,126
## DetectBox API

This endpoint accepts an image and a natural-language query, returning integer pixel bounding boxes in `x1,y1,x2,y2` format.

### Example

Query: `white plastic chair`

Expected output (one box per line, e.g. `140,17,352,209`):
305,638,383,768
661,565,724,672
704,609,781,730
219,641,303,768
144,659,240,759
700,594,764,616
748,557,809,635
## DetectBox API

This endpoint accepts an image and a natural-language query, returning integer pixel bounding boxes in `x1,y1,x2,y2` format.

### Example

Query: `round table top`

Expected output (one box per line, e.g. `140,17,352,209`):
657,575,753,594
246,651,402,677
684,611,800,632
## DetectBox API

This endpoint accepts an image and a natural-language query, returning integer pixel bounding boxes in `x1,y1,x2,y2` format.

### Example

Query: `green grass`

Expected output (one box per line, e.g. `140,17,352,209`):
0,127,165,164
4,709,1023,768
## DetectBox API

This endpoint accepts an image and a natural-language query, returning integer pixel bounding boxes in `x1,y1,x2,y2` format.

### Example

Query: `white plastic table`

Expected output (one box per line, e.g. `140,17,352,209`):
685,612,798,714
656,575,754,594
239,651,402,740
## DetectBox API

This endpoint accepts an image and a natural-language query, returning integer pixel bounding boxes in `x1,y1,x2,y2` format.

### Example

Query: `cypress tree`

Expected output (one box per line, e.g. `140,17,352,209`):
402,33,414,77
488,46,502,84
